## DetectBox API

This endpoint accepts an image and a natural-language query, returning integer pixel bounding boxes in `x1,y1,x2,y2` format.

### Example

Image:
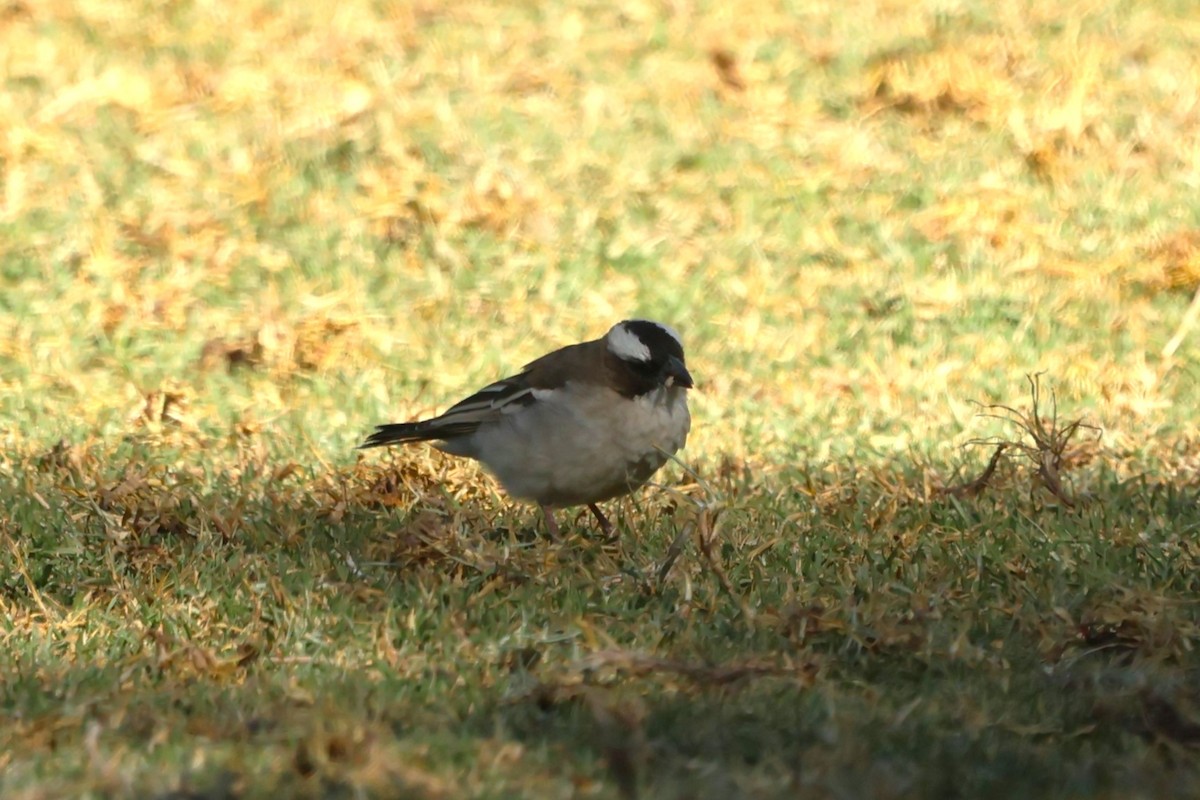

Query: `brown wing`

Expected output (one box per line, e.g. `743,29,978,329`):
518,338,608,388
360,338,607,449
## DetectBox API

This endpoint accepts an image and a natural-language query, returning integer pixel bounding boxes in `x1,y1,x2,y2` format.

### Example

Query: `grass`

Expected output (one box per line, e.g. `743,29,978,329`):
3,0,1200,796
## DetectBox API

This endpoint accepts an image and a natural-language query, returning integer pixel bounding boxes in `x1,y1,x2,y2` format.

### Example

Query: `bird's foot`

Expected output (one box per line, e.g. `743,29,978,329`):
540,504,562,541
587,503,619,543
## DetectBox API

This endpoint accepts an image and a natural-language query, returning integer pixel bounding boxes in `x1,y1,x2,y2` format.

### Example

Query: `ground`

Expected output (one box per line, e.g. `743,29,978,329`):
3,0,1200,797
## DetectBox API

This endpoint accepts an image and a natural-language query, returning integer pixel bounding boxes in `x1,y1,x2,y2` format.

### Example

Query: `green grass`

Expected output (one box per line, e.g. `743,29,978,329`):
3,0,1200,797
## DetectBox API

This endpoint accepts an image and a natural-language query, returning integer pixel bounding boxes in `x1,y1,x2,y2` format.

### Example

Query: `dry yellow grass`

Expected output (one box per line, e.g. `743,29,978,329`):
3,0,1200,797
4,6,1198,470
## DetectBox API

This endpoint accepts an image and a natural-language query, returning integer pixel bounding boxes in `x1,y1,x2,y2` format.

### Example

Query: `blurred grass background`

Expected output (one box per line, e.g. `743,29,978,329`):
3,0,1200,797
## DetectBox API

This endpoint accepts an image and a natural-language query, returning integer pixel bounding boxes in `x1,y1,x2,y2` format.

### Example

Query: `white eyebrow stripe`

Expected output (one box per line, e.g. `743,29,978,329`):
606,324,651,362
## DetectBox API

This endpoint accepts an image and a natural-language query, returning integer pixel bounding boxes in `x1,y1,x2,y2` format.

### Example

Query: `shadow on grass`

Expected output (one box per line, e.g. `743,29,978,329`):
482,641,1200,799
5,433,1200,798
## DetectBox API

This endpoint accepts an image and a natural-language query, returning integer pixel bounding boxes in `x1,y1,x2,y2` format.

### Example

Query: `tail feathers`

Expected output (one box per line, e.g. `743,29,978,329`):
358,419,478,449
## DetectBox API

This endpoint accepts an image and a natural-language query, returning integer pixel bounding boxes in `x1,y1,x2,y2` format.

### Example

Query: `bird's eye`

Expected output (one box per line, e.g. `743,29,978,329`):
629,358,659,374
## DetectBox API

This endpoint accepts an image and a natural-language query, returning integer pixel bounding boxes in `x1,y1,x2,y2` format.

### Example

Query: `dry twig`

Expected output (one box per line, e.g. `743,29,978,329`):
939,443,1009,499
969,374,1101,508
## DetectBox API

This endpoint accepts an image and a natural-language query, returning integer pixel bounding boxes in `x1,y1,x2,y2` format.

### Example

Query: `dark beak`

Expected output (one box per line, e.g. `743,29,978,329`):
666,355,694,389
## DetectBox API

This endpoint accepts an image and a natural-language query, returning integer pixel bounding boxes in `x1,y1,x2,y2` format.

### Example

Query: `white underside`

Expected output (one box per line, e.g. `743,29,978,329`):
438,383,690,507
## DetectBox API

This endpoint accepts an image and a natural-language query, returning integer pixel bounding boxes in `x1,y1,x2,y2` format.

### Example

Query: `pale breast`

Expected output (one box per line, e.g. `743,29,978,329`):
460,383,690,507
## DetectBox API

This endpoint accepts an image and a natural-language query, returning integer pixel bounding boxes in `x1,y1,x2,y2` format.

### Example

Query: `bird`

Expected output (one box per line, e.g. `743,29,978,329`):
359,320,693,538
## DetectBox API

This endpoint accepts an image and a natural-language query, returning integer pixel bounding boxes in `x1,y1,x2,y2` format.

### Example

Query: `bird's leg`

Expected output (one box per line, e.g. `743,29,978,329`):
587,503,617,541
541,504,561,540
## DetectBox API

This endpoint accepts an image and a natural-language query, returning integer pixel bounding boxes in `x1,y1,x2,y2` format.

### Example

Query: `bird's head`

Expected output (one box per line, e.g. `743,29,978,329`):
604,319,694,396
